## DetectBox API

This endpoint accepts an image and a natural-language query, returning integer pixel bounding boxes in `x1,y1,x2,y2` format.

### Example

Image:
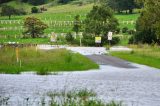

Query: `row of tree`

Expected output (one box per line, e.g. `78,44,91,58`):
99,0,142,14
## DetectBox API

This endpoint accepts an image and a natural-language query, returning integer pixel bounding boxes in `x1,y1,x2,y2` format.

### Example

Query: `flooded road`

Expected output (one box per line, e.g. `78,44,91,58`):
0,64,160,106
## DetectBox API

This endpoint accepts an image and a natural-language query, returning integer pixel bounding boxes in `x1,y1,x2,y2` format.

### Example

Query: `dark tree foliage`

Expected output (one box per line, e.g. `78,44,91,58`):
84,5,119,36
31,7,39,13
28,0,47,5
133,0,160,44
107,0,137,14
0,0,12,4
1,5,15,19
73,15,81,35
58,0,72,4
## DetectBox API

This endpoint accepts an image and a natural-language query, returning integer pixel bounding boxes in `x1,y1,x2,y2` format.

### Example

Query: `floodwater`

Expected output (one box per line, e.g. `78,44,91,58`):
0,64,160,106
0,46,160,106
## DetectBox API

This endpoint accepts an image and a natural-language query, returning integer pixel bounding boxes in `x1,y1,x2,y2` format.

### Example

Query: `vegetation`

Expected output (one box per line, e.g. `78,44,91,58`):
105,0,138,14
133,0,160,44
24,17,48,38
46,89,122,106
111,45,160,69
73,15,82,35
31,7,39,13
84,5,118,36
0,88,122,106
1,5,15,19
0,47,99,74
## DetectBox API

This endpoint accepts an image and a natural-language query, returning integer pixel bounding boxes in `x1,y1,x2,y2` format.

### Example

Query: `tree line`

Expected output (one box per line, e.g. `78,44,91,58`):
101,0,143,14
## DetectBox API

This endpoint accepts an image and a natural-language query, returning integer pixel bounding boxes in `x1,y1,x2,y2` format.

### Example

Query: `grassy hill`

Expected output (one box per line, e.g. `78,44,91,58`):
0,1,139,39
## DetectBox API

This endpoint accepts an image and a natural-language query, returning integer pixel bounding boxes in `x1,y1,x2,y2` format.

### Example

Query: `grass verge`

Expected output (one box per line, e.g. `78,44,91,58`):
110,45,160,69
0,47,99,74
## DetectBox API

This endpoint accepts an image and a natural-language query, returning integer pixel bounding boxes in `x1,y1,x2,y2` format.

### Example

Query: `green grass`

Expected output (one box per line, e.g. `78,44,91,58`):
115,34,131,46
0,38,50,44
46,89,122,106
0,47,99,74
111,45,160,69
0,1,139,38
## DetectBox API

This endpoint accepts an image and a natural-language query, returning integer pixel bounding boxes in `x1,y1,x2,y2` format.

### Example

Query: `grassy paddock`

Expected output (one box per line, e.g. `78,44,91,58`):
0,2,139,37
0,47,99,74
111,45,160,69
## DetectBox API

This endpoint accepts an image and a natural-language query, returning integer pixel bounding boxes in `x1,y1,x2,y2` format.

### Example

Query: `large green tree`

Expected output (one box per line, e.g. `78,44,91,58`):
24,17,48,38
134,0,160,44
84,5,119,36
1,5,15,19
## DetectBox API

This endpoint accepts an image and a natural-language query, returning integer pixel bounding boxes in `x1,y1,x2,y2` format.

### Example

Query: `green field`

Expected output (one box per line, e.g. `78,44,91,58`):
0,1,139,38
0,47,99,74
111,45,160,69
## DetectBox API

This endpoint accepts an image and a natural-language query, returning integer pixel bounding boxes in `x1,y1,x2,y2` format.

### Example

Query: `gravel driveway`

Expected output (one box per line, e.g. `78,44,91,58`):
0,46,160,106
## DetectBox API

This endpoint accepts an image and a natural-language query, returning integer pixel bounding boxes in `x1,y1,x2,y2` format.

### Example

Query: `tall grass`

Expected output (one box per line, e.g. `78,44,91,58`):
0,89,122,106
111,44,160,69
46,89,122,106
0,47,99,74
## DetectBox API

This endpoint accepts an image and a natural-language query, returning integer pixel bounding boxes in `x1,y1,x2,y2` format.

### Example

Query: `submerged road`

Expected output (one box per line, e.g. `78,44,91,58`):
0,46,160,106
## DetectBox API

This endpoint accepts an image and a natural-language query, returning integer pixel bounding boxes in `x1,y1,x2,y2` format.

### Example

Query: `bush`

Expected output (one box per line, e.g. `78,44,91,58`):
128,36,134,44
31,7,39,13
115,28,121,34
134,30,157,44
14,8,27,15
122,27,128,33
102,36,120,45
128,29,135,35
82,34,95,46
111,37,120,45
65,32,74,43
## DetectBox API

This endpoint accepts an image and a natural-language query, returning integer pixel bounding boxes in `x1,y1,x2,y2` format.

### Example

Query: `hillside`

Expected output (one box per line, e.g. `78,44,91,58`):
0,0,139,37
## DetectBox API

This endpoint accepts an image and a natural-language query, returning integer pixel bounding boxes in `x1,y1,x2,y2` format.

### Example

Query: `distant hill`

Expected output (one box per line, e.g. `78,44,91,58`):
0,0,95,6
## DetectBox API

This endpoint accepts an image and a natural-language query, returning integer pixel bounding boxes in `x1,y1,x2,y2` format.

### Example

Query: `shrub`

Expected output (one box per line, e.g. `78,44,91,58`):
102,36,120,45
128,29,135,35
31,7,39,13
65,32,74,43
115,28,121,34
122,27,128,33
111,37,120,45
82,34,95,46
14,8,27,15
128,36,134,44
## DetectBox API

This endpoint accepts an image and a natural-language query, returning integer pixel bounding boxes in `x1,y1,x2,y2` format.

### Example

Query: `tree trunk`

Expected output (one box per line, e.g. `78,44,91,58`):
32,32,36,38
129,9,133,14
9,15,11,20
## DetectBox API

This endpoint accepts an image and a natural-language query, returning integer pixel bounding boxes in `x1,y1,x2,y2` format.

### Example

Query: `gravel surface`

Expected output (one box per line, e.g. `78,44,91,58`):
0,46,160,106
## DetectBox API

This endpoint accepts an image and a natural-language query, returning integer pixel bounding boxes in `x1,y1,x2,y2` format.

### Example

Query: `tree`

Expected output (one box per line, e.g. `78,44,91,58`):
106,0,137,14
134,0,160,44
0,0,12,4
84,5,119,36
58,0,71,4
24,17,48,38
1,5,15,19
31,7,39,13
73,15,81,35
